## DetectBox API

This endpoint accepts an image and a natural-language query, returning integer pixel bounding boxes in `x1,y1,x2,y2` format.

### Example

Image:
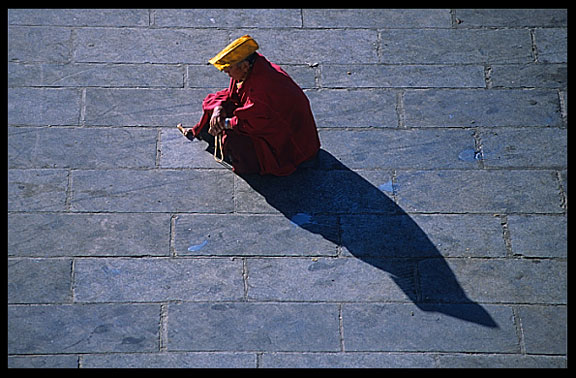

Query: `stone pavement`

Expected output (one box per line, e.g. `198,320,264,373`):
8,9,567,368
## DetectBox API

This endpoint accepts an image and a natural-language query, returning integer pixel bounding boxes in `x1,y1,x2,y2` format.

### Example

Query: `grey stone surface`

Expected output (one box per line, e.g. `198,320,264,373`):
8,127,158,169
8,62,185,88
281,65,317,89
8,355,80,369
260,352,436,368
436,354,566,368
517,305,567,355
167,303,341,352
303,9,451,28
490,64,567,88
8,213,170,257
453,9,567,28
247,257,415,302
403,89,562,127
534,28,567,63
174,214,338,256
307,89,398,128
8,26,72,63
246,29,379,64
8,259,72,303
8,304,160,354
74,258,244,302
8,9,566,368
508,215,567,258
155,9,302,28
8,9,150,27
480,127,567,168
69,169,234,212
8,169,69,211
187,64,234,88
159,128,226,169
419,259,567,304
84,88,211,127
321,64,486,88
81,352,256,368
75,28,229,64
343,303,519,352
234,169,398,215
341,214,507,258
396,170,564,213
318,128,477,169
380,29,533,64
8,88,81,126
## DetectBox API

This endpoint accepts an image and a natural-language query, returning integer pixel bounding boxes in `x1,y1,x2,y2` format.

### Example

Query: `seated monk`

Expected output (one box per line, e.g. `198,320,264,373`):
178,35,321,176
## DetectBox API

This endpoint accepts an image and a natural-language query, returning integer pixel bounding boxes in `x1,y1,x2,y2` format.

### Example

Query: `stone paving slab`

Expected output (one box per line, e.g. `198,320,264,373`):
167,303,341,352
174,214,338,256
69,169,234,213
396,169,564,213
340,214,507,258
247,257,414,302
403,89,562,127
8,8,150,27
234,168,397,215
8,62,185,88
343,303,519,353
8,26,72,63
159,128,226,169
419,259,567,304
302,9,451,28
435,354,566,369
81,352,257,368
260,352,436,368
247,29,379,65
490,63,567,88
8,304,160,354
8,127,158,169
8,169,69,211
75,28,229,64
321,64,486,88
306,89,398,128
533,29,568,63
74,258,244,302
8,213,170,257
8,9,567,368
380,29,533,64
508,215,567,258
8,355,81,369
318,128,477,169
8,88,82,126
480,127,567,168
8,259,72,304
452,9,567,28
517,305,567,355
154,9,302,28
84,88,210,127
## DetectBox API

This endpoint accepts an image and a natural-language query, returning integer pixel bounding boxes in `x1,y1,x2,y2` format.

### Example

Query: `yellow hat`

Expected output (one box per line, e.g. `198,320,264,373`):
209,35,259,71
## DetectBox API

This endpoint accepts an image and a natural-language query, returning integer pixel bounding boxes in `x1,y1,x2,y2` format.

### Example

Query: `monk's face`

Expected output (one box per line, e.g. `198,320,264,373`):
224,60,251,81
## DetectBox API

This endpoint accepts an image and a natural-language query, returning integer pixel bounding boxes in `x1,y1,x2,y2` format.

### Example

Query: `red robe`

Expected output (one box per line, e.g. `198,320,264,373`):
191,53,321,176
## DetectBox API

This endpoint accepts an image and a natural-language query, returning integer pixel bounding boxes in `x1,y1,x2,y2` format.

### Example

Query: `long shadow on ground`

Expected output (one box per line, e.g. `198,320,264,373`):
237,149,498,328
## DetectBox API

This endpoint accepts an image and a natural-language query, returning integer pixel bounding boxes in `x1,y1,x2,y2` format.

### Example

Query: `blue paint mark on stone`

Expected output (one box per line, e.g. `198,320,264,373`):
458,148,482,162
290,213,317,227
378,180,394,194
188,240,208,252
102,266,121,276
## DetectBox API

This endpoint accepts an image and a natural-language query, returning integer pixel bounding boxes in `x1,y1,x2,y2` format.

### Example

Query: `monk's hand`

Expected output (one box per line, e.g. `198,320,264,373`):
209,106,226,136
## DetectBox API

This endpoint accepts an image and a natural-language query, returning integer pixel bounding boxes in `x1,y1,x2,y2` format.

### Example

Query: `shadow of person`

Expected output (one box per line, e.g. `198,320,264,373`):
237,149,498,328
